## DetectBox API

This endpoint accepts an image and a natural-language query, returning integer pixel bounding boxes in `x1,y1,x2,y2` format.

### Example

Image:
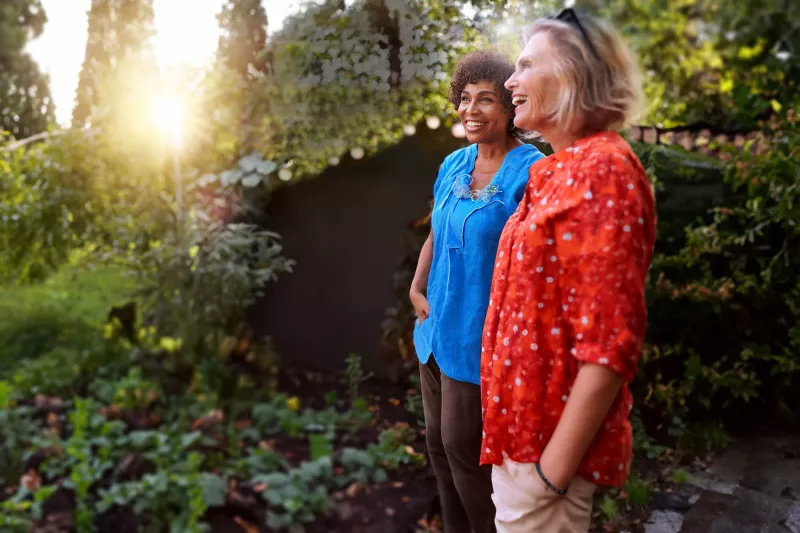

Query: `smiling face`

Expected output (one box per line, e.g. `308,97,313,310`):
457,80,513,145
505,31,558,132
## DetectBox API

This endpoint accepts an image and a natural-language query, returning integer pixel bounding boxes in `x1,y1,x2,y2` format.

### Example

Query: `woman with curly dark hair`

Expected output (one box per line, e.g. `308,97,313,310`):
409,50,544,533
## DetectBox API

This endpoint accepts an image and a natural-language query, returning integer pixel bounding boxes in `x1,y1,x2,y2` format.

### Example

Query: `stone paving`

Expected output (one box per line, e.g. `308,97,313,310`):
643,433,800,533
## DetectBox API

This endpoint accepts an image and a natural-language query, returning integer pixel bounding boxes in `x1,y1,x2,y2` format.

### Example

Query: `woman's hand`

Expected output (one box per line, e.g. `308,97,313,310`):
539,363,624,489
409,290,431,324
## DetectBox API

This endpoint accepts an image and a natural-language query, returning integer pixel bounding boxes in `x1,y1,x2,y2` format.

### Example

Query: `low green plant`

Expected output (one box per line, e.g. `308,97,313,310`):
623,475,653,507
672,468,691,484
669,417,731,454
631,410,666,459
600,496,621,521
343,353,374,404
91,367,161,412
226,446,288,478
254,457,335,530
62,398,104,532
98,453,218,533
0,485,56,531
0,382,41,486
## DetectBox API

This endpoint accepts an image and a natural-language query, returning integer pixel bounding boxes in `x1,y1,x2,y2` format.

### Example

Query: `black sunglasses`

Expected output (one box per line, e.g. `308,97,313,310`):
550,8,599,59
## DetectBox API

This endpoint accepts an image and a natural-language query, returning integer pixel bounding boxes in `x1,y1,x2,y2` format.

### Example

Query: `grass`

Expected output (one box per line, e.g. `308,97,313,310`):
0,263,135,377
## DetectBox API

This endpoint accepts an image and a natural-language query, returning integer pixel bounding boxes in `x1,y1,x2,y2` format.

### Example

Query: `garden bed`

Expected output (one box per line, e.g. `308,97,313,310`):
0,362,439,533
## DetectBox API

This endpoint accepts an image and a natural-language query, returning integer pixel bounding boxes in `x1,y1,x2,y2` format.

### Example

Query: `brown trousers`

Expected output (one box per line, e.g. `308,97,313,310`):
420,358,496,533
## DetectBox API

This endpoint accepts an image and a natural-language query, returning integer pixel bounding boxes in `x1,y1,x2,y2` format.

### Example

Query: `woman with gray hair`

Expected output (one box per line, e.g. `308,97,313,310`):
479,9,657,533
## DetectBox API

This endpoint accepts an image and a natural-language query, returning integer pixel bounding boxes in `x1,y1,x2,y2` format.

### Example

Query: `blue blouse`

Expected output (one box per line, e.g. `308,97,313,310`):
413,143,545,384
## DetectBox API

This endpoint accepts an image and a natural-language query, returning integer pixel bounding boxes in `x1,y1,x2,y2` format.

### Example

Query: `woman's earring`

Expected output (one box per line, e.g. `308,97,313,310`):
508,119,516,132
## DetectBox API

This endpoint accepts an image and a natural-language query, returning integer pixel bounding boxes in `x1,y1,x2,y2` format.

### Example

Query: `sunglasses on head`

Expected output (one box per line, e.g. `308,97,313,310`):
550,8,599,59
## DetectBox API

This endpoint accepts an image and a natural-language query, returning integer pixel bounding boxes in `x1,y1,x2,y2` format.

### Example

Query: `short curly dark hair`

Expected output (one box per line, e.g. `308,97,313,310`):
449,50,516,134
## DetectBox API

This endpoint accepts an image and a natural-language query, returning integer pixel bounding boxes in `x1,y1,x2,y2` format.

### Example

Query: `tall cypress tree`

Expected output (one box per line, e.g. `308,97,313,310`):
0,0,55,137
72,0,156,128
72,0,112,128
114,0,156,61
216,0,270,81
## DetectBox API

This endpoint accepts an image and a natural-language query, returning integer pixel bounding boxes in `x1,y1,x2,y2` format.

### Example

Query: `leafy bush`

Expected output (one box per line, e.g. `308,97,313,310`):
0,132,102,284
104,211,293,395
636,119,800,443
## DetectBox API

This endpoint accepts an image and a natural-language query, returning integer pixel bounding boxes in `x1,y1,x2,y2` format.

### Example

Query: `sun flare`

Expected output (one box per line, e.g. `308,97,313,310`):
151,95,185,148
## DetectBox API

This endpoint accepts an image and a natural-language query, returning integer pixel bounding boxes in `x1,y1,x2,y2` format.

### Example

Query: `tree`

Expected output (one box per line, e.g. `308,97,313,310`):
0,0,55,138
72,0,112,128
241,0,482,182
73,0,156,128
216,0,270,81
579,0,799,129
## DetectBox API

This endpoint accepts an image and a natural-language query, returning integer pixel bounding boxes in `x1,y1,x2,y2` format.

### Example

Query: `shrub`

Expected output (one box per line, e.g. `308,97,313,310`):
636,120,800,443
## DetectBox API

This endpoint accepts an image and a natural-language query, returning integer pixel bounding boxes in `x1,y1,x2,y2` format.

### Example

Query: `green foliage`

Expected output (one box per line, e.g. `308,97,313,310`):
217,0,270,81
97,453,212,533
250,392,373,439
343,353,374,403
0,132,107,284
92,367,161,413
1,391,423,531
120,216,291,348
672,469,690,484
0,484,54,531
631,409,666,460
601,496,620,521
703,1,800,129
246,0,482,182
0,0,54,138
72,0,157,128
0,384,41,486
256,458,335,530
0,264,133,379
64,398,102,531
636,119,800,446
578,0,799,128
255,425,424,530
341,425,426,483
623,476,653,507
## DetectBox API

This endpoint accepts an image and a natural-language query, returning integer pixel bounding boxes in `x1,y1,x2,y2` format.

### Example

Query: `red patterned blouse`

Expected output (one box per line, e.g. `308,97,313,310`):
479,131,656,487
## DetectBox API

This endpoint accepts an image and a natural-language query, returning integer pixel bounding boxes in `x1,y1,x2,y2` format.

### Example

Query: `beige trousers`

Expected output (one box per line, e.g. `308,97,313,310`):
491,457,596,533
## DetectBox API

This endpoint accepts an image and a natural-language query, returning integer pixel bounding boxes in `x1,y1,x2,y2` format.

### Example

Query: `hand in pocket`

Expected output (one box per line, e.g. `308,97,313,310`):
410,291,430,325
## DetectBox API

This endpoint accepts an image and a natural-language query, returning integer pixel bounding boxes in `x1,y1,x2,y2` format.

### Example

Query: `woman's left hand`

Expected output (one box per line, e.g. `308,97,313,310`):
538,453,572,493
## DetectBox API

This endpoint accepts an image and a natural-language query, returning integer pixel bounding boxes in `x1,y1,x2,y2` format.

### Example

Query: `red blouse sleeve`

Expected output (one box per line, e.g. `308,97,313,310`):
554,150,656,383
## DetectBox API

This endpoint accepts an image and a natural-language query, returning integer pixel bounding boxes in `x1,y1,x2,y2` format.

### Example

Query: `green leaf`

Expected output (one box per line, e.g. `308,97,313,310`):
672,469,690,484
200,472,227,507
181,431,203,449
309,433,332,461
0,380,12,409
241,174,262,188
601,496,620,520
685,355,702,380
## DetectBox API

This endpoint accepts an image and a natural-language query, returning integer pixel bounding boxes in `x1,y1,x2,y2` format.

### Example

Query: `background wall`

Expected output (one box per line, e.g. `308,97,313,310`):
251,126,466,377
